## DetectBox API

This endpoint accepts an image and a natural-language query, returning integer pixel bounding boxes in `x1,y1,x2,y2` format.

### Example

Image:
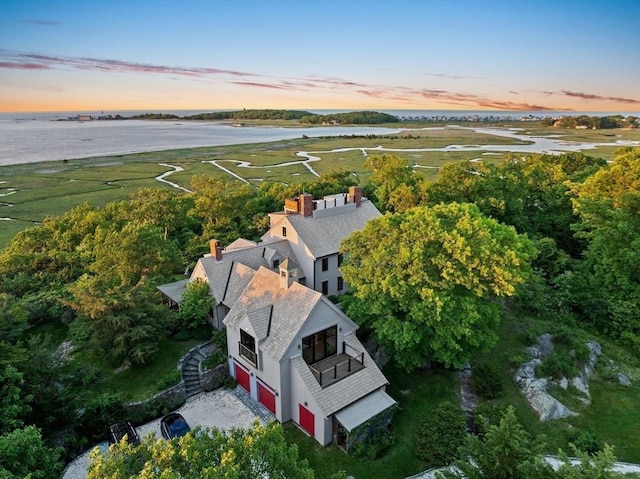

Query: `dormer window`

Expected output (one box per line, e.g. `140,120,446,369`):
273,259,280,269
239,330,257,367
282,226,287,237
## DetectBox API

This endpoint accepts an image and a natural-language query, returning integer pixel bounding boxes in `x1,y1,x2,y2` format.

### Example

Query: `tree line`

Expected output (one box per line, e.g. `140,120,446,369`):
541,115,639,129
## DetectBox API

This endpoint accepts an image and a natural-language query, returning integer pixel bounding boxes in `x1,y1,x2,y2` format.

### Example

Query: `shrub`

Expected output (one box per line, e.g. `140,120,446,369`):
173,330,191,341
156,369,182,390
567,428,603,455
473,402,508,436
352,428,395,460
472,363,503,399
537,350,577,379
201,350,226,370
415,402,467,466
211,328,227,354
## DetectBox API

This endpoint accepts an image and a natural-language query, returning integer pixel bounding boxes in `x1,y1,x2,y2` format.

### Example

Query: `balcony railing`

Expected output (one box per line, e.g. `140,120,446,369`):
309,348,365,388
238,342,257,367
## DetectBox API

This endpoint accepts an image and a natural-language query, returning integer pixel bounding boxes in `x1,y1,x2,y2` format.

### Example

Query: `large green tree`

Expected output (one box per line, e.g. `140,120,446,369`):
571,147,640,349
88,422,314,479
340,203,536,370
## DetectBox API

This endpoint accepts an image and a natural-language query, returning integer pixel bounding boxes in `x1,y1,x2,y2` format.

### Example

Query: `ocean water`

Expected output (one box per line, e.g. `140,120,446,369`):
0,116,402,166
1,110,637,167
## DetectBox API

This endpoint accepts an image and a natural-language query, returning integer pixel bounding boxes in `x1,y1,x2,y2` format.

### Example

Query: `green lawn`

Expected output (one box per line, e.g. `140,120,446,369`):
286,366,458,479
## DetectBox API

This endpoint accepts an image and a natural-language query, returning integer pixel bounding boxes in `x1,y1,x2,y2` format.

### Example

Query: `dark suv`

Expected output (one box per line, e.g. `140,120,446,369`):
160,413,191,439
108,422,141,446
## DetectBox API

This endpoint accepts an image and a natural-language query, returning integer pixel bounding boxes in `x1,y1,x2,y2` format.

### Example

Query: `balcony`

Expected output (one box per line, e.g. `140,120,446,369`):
238,342,257,367
309,343,365,388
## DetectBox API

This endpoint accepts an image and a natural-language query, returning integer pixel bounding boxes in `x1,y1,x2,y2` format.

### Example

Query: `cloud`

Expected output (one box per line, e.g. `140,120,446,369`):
0,61,51,70
3,49,635,110
21,20,61,26
230,81,292,90
561,90,640,105
0,50,256,78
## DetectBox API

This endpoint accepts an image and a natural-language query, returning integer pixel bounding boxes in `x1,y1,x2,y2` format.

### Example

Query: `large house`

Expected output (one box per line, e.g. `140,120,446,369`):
158,187,395,449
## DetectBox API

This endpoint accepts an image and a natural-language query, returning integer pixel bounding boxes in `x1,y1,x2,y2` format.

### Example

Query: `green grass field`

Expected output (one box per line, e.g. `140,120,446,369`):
1,122,638,249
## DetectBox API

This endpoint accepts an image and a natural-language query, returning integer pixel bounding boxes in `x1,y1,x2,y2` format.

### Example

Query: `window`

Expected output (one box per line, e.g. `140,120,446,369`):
272,259,280,269
321,257,329,271
338,254,344,267
239,330,257,366
321,280,328,295
302,326,337,364
337,276,344,291
282,226,287,237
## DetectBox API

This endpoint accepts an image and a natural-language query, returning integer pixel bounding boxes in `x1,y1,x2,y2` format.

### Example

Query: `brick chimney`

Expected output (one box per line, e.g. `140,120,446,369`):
349,186,362,207
299,193,314,217
210,239,223,261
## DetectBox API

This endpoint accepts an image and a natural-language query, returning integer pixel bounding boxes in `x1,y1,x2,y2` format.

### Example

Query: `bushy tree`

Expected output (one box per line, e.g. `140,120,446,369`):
340,203,536,369
88,421,314,479
364,154,423,212
0,425,63,479
571,147,640,350
179,279,214,329
438,406,552,479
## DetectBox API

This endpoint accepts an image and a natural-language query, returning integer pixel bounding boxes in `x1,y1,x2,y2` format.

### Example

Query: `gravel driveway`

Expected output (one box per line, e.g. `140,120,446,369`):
62,388,267,479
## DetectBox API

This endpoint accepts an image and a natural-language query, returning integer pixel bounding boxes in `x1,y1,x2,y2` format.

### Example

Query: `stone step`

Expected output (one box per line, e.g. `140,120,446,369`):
183,373,200,382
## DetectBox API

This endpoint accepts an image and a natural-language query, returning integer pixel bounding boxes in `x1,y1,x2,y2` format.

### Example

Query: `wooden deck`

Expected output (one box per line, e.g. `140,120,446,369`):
309,353,365,387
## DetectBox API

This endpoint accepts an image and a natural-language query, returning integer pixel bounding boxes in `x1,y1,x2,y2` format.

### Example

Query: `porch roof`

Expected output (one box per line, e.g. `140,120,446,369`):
334,388,396,432
157,279,188,303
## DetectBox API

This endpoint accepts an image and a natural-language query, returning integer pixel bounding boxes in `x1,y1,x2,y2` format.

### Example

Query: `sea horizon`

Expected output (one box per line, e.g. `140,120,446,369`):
2,108,639,121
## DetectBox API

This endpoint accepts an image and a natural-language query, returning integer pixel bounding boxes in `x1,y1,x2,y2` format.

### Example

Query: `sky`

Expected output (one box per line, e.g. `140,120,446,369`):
0,0,639,113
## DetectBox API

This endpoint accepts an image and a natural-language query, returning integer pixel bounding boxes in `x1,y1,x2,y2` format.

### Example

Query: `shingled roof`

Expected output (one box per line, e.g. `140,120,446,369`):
223,266,324,361
291,330,389,418
267,200,380,259
196,239,300,305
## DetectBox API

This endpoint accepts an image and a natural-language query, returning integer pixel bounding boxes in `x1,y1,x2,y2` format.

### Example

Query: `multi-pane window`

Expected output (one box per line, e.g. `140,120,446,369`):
239,330,257,366
321,280,328,295
337,276,344,291
302,326,337,364
338,254,344,267
321,257,329,271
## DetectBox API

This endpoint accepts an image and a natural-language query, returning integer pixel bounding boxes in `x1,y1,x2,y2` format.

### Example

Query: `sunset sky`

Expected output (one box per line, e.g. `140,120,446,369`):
1,0,639,113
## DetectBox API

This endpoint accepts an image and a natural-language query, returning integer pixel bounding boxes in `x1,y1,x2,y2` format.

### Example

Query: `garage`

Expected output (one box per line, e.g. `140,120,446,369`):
299,404,315,437
234,362,250,393
257,382,276,415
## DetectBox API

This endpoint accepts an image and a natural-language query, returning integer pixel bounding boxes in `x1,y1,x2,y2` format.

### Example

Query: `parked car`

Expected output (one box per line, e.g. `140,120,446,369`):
160,413,191,439
108,422,141,446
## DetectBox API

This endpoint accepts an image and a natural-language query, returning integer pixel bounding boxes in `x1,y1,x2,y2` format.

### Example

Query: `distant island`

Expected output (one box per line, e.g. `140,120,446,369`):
60,109,639,129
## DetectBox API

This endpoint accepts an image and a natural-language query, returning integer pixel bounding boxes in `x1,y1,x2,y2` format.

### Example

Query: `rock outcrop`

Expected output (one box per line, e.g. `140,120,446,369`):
514,357,577,421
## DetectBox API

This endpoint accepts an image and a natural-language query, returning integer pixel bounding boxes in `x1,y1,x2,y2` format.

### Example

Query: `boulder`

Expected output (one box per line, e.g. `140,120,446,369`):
618,373,631,387
514,359,577,421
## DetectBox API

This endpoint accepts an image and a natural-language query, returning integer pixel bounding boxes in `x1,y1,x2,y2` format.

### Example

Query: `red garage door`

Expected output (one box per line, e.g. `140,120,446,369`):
235,363,250,393
258,382,276,414
299,404,315,437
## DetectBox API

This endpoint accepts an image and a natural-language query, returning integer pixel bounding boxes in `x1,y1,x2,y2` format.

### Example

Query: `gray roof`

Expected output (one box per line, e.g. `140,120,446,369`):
291,330,389,418
196,238,300,305
157,279,188,303
334,388,396,432
273,200,380,259
223,266,323,361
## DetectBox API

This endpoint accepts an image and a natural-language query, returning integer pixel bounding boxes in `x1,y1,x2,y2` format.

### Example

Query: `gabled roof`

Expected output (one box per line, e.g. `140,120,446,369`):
267,200,380,259
244,305,273,341
226,238,258,251
223,267,325,361
196,238,300,304
291,330,389,418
